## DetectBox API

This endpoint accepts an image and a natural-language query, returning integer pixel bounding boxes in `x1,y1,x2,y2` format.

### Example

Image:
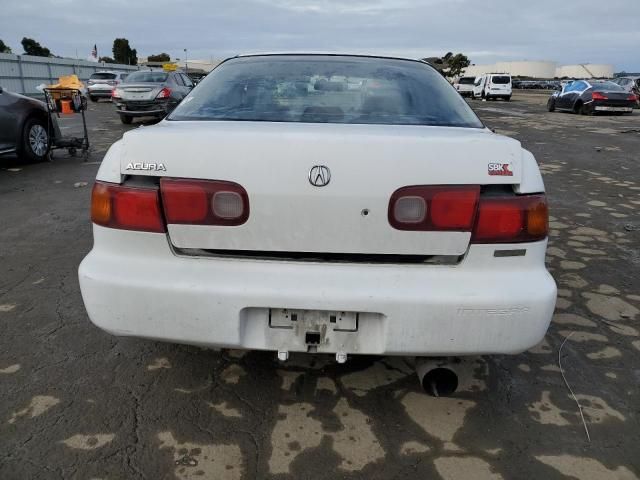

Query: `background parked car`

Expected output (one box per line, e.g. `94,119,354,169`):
472,73,512,100
611,76,640,107
453,76,475,97
0,85,61,162
111,70,194,124
87,71,129,102
547,80,636,115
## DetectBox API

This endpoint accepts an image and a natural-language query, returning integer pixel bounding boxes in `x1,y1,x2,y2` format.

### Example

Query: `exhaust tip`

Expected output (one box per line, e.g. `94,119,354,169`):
420,367,458,397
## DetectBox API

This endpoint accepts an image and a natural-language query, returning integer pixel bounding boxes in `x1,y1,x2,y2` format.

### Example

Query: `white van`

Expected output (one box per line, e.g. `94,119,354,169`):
453,76,476,97
472,74,512,101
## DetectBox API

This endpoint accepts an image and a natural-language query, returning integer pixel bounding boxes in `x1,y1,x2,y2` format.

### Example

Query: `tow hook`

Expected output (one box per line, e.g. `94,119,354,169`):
277,350,289,362
336,352,347,364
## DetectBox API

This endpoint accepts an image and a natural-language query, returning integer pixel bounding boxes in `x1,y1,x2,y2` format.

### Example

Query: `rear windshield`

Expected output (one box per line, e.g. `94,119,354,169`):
90,73,116,80
169,55,483,128
592,81,624,92
458,77,475,84
124,71,168,83
491,76,511,84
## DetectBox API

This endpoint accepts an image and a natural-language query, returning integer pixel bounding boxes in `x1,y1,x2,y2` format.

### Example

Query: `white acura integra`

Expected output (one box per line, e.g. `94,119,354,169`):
79,54,556,364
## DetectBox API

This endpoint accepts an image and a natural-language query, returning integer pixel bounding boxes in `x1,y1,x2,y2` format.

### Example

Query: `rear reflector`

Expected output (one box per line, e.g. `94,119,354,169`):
91,181,165,233
389,186,480,231
160,178,249,226
471,194,548,243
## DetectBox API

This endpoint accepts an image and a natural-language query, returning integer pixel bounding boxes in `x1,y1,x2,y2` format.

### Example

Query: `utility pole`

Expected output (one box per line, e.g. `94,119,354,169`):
184,48,188,74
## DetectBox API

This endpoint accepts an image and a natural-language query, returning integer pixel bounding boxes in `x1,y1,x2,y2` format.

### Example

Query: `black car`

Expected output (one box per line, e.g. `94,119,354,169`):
0,86,61,162
547,80,636,115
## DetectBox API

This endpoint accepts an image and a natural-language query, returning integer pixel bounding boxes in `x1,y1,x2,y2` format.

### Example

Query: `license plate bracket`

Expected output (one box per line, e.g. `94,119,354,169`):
269,308,358,332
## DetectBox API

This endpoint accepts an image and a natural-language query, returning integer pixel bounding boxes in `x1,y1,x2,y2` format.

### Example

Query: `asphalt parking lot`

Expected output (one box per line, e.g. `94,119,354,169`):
1,92,639,480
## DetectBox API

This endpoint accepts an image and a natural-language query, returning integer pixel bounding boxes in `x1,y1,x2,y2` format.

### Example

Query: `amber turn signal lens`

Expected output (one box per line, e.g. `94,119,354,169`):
527,199,548,236
91,182,112,225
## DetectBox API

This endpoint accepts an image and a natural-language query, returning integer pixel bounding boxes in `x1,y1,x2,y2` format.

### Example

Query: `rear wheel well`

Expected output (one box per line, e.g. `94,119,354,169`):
573,100,583,114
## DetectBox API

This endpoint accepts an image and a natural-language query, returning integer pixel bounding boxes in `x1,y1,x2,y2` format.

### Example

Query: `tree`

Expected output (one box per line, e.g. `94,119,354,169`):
99,56,116,63
422,52,470,79
21,37,51,57
147,52,170,62
0,39,12,54
112,38,137,65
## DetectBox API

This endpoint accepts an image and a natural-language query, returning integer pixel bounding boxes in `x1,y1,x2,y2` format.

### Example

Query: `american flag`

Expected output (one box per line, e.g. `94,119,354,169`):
91,44,97,59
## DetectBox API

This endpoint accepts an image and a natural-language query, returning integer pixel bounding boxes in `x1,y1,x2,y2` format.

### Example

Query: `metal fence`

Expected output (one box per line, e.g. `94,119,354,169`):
0,53,140,96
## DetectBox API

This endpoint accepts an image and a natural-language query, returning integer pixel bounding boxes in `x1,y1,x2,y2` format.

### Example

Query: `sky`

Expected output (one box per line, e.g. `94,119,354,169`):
1,0,639,71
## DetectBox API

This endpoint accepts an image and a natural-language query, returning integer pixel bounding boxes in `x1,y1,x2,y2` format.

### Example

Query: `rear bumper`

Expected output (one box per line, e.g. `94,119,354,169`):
114,100,171,117
87,88,113,97
79,226,557,356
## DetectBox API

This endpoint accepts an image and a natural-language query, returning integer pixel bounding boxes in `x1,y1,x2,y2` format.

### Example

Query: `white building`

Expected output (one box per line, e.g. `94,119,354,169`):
462,61,613,79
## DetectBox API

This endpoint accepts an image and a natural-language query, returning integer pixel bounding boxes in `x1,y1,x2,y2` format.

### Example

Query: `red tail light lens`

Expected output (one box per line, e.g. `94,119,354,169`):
111,88,121,99
628,94,638,102
160,178,249,226
91,181,165,233
592,91,607,100
156,87,171,99
472,194,547,243
389,186,480,231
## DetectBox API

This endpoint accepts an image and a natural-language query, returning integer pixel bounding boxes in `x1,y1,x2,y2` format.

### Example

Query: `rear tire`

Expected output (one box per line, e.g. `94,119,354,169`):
89,96,98,102
120,115,133,125
505,96,511,102
547,98,556,112
21,117,50,162
579,103,591,116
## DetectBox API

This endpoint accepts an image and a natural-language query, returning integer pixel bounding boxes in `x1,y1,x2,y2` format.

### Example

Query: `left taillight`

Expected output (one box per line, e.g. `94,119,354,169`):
160,178,250,226
111,88,121,99
592,91,607,101
91,181,166,233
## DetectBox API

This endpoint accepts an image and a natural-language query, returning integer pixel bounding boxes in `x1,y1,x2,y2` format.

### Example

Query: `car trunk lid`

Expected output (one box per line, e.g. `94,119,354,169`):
120,121,524,256
119,83,163,101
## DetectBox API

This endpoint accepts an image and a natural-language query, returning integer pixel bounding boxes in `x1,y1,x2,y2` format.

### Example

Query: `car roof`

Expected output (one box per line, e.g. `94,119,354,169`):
232,52,426,64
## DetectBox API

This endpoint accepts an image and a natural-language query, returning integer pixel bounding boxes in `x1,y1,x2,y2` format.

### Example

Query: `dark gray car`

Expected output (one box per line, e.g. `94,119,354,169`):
111,70,194,124
0,86,61,162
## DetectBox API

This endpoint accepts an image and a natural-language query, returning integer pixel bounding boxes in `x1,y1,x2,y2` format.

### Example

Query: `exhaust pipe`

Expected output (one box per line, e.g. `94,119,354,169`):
416,358,459,397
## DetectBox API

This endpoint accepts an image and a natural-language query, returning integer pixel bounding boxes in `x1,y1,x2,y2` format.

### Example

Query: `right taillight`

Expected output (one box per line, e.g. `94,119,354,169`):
156,87,172,99
389,186,548,243
160,178,249,226
471,194,548,243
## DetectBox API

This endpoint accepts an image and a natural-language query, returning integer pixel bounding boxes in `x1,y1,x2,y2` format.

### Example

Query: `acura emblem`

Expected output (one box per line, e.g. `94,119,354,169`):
308,165,331,187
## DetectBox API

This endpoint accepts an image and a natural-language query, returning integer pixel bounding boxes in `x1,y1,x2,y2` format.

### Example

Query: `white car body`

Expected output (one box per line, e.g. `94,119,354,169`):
87,71,129,99
473,73,513,100
454,77,476,97
79,54,556,358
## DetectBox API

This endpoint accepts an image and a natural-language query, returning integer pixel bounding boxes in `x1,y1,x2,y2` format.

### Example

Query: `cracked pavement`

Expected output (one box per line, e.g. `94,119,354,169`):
1,92,639,479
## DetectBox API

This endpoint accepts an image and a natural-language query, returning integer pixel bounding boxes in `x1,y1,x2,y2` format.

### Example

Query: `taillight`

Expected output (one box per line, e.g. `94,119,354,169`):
389,186,480,231
592,91,608,100
471,194,547,243
160,178,249,226
388,186,548,243
91,181,165,233
156,87,171,99
111,88,121,99
628,94,638,102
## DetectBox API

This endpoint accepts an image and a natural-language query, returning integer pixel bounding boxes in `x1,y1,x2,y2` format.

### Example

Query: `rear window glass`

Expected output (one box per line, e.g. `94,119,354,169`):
169,56,483,128
90,73,116,80
491,76,511,84
592,81,624,92
124,71,168,83
458,77,475,84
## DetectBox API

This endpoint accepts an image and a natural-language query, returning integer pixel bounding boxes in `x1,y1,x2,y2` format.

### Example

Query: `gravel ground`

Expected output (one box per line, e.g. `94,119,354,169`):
1,92,639,479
